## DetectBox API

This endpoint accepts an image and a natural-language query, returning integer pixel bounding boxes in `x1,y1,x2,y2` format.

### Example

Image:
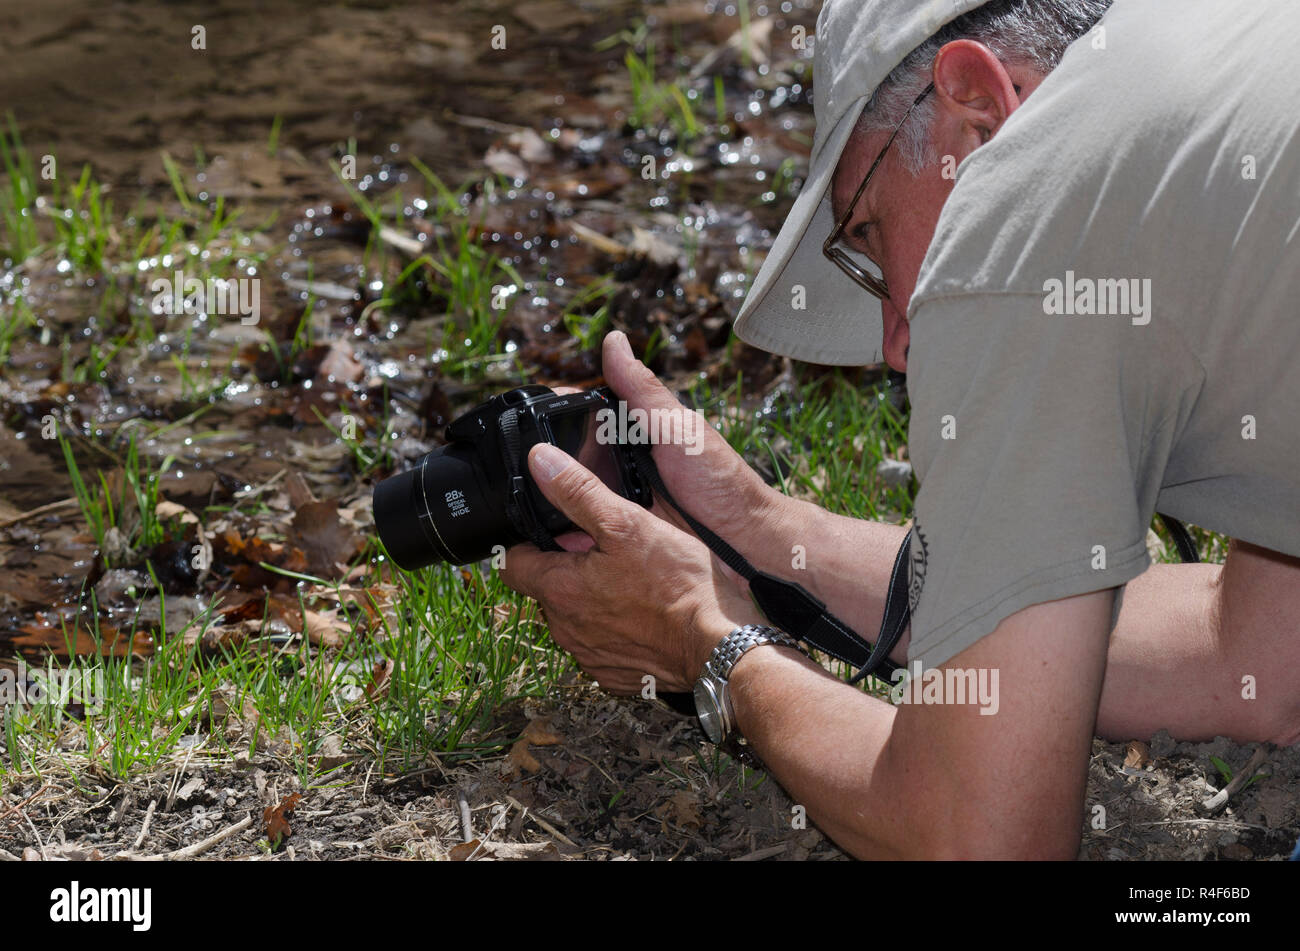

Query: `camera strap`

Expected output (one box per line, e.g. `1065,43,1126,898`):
500,408,563,553
628,446,907,682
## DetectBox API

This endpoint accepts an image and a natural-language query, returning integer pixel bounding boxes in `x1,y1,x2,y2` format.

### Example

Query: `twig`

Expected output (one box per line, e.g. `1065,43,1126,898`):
132,799,157,851
733,843,789,861
504,794,577,848
0,498,78,530
1136,817,1273,832
457,791,473,843
443,111,530,135
114,813,254,861
0,783,55,828
1199,745,1269,816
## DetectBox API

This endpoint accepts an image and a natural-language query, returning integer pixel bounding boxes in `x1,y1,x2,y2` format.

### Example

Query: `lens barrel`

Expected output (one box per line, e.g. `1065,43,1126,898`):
372,444,518,569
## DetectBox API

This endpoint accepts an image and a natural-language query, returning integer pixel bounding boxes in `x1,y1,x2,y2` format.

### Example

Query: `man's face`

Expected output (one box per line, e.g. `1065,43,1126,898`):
829,131,953,373
827,43,1044,373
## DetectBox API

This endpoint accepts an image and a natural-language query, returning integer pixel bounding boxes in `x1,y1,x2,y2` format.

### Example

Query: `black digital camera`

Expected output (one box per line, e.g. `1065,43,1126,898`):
372,385,652,569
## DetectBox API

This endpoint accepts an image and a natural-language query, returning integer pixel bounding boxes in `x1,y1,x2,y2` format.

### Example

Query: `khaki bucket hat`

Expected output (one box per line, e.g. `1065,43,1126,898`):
733,0,991,366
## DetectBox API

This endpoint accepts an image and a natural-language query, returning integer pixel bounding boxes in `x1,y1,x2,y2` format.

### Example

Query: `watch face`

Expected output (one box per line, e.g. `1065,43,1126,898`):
694,678,725,744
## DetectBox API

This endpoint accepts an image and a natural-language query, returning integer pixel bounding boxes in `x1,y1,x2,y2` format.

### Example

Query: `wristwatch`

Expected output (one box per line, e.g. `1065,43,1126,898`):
693,624,808,765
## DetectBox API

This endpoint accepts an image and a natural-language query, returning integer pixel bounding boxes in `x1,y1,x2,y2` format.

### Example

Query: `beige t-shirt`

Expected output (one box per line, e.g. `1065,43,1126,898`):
904,0,1300,669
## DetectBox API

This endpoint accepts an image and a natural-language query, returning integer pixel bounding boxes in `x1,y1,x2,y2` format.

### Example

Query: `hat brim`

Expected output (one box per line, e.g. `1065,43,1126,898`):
733,98,886,367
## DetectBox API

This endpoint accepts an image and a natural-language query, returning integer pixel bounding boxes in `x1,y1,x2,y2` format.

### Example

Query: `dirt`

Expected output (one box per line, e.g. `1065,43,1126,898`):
2,679,1295,861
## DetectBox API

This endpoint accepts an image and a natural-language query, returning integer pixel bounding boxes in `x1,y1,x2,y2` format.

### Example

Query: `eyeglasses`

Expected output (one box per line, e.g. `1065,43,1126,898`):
822,83,935,301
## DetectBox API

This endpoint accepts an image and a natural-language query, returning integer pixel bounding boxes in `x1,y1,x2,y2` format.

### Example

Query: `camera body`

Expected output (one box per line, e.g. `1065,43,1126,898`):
373,385,652,569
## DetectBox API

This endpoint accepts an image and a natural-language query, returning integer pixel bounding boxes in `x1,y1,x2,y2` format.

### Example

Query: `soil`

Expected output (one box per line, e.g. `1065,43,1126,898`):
3,682,1297,861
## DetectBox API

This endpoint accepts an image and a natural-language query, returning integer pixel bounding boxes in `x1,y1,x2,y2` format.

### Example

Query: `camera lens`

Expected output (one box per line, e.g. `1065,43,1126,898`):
373,444,519,569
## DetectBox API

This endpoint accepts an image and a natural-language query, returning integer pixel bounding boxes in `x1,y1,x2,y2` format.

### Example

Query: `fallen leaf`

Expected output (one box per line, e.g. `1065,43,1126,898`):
316,339,363,384
288,500,361,579
655,790,702,831
364,658,394,701
264,792,303,851
507,740,542,776
473,841,560,860
1124,740,1151,769
449,839,481,861
302,608,348,647
521,718,562,746
154,499,199,527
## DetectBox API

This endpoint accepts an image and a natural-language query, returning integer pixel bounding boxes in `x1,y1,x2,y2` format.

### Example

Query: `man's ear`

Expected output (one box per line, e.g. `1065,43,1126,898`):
930,39,1022,153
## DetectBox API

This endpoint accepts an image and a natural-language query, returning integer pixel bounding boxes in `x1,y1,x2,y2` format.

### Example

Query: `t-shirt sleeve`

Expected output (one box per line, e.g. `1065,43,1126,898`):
902,291,1196,669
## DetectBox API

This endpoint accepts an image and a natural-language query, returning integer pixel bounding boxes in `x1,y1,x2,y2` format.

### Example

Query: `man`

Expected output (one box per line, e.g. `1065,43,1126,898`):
503,0,1300,858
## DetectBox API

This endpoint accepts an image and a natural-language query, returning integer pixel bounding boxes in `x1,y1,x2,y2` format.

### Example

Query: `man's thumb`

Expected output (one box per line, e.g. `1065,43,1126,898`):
528,442,623,545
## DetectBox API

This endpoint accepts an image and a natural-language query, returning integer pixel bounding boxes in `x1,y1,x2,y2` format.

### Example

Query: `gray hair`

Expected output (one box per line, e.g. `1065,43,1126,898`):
854,0,1114,173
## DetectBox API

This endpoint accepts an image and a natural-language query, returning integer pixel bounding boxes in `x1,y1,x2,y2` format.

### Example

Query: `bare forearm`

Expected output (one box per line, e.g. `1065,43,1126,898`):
749,491,911,656
726,643,905,858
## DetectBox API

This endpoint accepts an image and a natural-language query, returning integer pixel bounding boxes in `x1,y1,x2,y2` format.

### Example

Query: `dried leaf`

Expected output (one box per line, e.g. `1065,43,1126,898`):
521,718,562,746
288,499,360,580
302,608,348,647
1124,740,1151,769
655,791,702,831
449,839,481,861
264,792,303,850
507,740,542,776
364,657,394,701
154,499,199,527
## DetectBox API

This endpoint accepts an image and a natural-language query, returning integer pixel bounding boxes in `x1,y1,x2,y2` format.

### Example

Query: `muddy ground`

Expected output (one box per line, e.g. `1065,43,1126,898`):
1,0,1296,861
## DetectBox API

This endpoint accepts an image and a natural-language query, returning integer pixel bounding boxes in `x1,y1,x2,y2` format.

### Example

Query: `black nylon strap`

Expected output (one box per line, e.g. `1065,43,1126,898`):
500,409,560,552
1159,514,1200,564
850,528,912,684
628,445,901,680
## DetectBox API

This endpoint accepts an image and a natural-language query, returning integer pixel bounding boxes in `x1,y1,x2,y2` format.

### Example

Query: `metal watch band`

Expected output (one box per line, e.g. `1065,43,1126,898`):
705,624,807,682
696,624,807,769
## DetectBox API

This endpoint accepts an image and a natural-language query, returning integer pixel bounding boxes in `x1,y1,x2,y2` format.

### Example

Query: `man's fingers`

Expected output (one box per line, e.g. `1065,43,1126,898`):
527,442,641,549
602,331,706,454
603,331,682,414
498,542,569,600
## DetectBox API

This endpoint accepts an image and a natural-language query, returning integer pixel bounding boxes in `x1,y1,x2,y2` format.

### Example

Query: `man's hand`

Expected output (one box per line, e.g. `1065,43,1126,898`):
600,332,783,558
500,441,765,694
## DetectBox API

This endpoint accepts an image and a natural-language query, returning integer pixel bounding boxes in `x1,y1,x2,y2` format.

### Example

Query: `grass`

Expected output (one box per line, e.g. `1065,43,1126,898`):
0,113,41,264
693,368,914,523
58,429,175,567
0,290,36,363
598,20,704,149
0,545,567,783
561,274,616,350
8,362,911,785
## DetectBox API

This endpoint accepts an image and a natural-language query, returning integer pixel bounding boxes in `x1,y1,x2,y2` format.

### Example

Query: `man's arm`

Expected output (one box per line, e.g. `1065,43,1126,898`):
727,590,1112,858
